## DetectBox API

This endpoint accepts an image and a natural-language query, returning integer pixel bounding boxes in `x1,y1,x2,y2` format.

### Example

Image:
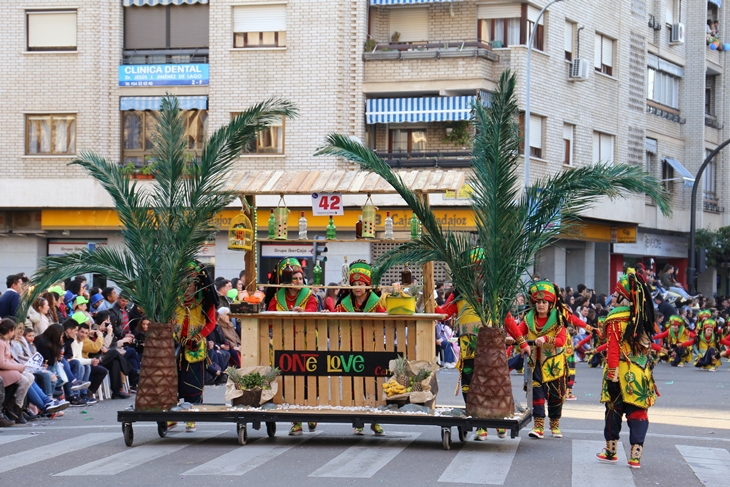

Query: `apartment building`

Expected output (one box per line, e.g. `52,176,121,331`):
0,0,727,295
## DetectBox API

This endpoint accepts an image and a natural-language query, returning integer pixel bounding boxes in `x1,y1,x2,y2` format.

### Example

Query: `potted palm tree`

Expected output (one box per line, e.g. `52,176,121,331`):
317,71,671,419
19,95,297,412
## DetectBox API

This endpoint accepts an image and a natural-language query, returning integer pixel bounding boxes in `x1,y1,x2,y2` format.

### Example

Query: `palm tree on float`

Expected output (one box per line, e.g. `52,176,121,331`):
20,96,297,411
317,71,671,418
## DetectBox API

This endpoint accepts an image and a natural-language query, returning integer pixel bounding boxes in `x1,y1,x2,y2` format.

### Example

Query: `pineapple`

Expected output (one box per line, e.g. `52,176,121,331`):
412,368,431,392
263,367,281,389
393,356,410,387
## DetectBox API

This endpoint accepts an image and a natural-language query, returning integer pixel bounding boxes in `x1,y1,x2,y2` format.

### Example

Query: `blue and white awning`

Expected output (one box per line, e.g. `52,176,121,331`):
663,157,695,187
369,0,460,5
366,95,487,124
120,96,208,111
708,0,722,8
123,0,208,6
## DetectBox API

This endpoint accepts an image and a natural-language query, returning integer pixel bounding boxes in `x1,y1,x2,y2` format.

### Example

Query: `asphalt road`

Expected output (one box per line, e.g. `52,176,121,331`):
1,361,729,487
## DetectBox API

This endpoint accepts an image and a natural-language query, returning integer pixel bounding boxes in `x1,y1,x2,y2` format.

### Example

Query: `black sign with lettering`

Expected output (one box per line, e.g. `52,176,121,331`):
273,350,399,377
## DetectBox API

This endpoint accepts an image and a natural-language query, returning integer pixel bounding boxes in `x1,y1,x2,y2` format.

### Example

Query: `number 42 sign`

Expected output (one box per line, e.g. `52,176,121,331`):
311,193,343,216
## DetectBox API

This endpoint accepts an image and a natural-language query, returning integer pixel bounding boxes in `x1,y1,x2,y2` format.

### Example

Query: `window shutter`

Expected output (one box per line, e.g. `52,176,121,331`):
665,3,674,24
600,134,614,164
477,5,521,19
564,22,573,53
592,132,600,163
170,4,209,48
563,124,573,141
527,6,545,25
602,36,613,67
124,6,166,49
233,4,287,33
28,11,77,49
529,115,542,149
594,34,602,68
390,7,428,42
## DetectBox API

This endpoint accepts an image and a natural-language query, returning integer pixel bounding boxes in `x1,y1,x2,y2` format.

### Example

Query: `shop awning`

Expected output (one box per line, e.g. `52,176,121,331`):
120,96,207,111
370,0,461,5
663,157,695,187
223,169,471,195
123,0,208,6
367,95,485,124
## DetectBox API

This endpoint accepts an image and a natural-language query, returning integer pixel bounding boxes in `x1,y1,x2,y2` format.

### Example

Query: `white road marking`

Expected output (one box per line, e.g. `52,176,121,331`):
438,437,520,484
676,444,730,487
572,440,635,487
183,431,321,475
309,432,420,478
0,433,118,474
0,435,34,446
54,431,225,476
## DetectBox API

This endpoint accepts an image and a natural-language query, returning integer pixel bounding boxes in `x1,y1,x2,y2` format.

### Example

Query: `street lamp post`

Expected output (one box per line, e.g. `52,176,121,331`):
524,0,564,189
688,138,730,295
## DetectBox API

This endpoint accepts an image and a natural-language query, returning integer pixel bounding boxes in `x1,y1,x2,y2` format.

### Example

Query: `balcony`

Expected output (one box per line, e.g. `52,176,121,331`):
122,48,209,65
376,150,472,168
363,39,498,62
705,114,723,130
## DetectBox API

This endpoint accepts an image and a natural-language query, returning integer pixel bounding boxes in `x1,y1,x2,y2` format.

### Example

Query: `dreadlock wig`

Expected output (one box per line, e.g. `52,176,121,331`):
186,260,219,317
615,270,655,354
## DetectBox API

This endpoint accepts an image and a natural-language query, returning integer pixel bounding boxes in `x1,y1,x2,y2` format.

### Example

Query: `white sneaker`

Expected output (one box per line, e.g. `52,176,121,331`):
444,362,457,369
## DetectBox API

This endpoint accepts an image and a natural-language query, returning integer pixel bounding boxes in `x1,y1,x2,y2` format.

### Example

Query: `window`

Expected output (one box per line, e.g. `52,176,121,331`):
518,114,543,158
647,68,679,109
122,110,207,164
390,7,428,43
27,10,76,51
704,149,717,202
479,18,522,47
594,34,614,76
526,20,544,51
645,138,657,174
388,128,427,153
592,132,614,164
477,5,542,49
26,114,76,155
232,114,285,154
564,21,575,61
705,76,715,115
662,160,674,193
233,5,287,48
665,0,678,24
563,124,574,165
124,4,209,50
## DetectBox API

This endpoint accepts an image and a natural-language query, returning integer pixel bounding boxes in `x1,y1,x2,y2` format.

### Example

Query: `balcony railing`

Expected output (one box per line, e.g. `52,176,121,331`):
375,150,472,168
705,114,724,130
364,39,498,62
704,199,724,213
121,49,209,65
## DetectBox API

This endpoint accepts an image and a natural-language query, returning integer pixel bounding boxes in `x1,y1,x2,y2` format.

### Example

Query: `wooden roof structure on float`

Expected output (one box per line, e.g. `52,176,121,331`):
222,169,471,195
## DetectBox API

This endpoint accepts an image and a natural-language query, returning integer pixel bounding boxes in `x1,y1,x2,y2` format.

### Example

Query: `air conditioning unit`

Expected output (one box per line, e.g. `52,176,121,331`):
568,59,590,81
670,23,685,44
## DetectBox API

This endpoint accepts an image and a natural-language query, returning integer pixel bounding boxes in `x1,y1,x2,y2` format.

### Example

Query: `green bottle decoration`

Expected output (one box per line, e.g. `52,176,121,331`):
410,213,421,239
326,216,337,240
313,259,323,286
267,209,276,239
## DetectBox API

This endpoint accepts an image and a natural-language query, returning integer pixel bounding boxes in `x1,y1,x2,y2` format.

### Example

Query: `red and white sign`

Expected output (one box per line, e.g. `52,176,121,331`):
311,192,344,216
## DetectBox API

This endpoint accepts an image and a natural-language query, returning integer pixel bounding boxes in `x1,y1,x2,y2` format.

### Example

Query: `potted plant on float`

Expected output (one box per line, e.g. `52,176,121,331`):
316,70,672,419
19,95,297,412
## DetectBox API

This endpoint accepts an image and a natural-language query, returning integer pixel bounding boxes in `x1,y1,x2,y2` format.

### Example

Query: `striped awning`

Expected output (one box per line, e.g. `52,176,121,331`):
367,95,484,124
120,96,208,111
663,157,695,187
370,0,461,4
123,0,208,6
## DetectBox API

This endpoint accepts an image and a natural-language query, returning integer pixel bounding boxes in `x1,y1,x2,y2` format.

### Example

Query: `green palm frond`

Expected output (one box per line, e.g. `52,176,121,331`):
20,95,298,322
317,70,671,327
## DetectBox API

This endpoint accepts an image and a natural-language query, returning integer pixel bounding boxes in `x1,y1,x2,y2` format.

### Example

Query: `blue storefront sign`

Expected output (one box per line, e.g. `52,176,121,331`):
118,64,209,87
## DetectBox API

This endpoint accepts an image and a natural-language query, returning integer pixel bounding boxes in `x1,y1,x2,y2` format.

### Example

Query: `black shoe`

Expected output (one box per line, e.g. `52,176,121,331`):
5,404,23,422
82,396,98,405
69,396,88,407
111,391,131,400
23,410,39,421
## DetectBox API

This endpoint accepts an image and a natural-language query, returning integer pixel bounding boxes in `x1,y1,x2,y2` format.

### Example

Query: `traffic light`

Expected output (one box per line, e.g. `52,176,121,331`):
313,241,328,263
697,248,708,274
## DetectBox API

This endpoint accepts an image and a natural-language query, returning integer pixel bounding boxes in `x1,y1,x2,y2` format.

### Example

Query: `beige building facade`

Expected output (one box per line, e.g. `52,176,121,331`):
0,0,727,294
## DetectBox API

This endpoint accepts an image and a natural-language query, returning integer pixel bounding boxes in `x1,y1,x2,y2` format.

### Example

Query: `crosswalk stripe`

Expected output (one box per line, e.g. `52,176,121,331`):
309,432,420,478
676,444,730,487
438,437,520,485
0,433,118,474
183,431,321,476
54,431,226,476
0,435,34,446
572,440,635,487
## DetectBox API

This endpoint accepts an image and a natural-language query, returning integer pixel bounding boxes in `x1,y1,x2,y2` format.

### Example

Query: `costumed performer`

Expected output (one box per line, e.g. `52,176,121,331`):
653,315,695,367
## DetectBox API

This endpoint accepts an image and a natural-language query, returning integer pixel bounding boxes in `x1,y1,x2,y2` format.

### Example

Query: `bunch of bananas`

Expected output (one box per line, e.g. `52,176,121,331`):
383,381,408,397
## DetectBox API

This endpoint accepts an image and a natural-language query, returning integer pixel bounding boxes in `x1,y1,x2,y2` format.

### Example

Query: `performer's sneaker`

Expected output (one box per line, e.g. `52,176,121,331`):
167,421,178,430
565,394,577,401
550,426,563,438
677,362,685,367
474,428,488,441
627,458,641,469
371,423,385,436
709,367,717,372
289,423,303,436
308,422,318,432
497,429,507,439
353,427,365,435
596,450,618,464
528,428,544,439
185,422,196,432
